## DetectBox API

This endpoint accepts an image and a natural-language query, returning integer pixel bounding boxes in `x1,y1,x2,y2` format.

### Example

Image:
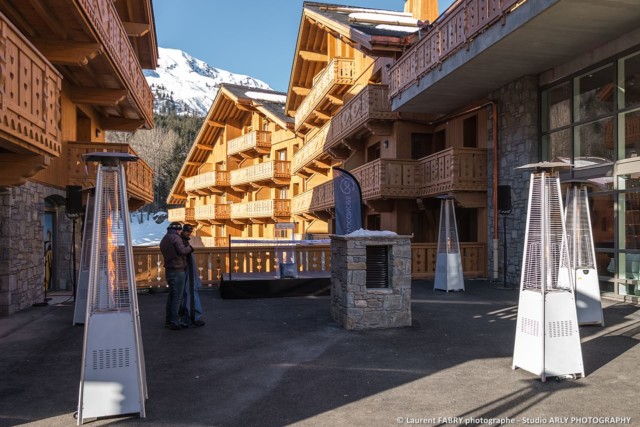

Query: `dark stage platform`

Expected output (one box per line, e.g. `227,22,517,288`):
219,272,331,299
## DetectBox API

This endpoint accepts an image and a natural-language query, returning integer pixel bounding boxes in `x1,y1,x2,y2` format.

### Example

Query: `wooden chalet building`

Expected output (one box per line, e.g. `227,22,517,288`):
0,0,157,315
390,0,640,297
167,85,303,245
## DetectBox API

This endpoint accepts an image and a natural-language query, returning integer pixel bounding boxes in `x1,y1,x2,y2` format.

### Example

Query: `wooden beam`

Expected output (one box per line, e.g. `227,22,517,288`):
122,21,150,37
327,95,343,106
32,39,101,66
69,86,128,106
186,161,200,166
292,86,310,97
196,144,214,151
314,110,331,121
171,194,187,200
208,120,225,128
299,50,326,62
0,154,49,187
101,118,145,131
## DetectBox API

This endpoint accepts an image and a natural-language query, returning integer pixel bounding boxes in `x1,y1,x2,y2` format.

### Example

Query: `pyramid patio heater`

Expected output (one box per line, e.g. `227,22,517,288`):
512,162,584,382
73,191,94,325
565,181,604,326
434,196,464,292
77,152,147,424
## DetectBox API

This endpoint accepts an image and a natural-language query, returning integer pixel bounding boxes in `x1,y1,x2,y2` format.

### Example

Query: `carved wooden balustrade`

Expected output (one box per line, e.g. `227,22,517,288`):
0,12,62,184
417,147,487,196
230,199,291,219
184,170,230,193
291,180,334,214
227,130,271,158
295,58,355,131
67,141,154,205
131,242,486,288
168,207,195,223
325,84,395,151
230,160,290,188
194,204,230,222
351,159,421,200
291,123,331,175
76,0,154,125
390,0,524,98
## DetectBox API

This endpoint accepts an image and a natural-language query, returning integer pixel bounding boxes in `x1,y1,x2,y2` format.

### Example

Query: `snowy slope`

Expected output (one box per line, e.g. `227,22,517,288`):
144,47,271,116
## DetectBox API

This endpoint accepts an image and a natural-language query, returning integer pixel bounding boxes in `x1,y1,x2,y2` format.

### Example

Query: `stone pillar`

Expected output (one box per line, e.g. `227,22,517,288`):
330,232,412,330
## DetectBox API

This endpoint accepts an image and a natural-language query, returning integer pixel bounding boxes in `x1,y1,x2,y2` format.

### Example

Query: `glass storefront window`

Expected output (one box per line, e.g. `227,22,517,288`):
542,129,571,162
574,117,614,167
620,108,640,159
542,82,571,132
574,64,615,123
619,51,640,109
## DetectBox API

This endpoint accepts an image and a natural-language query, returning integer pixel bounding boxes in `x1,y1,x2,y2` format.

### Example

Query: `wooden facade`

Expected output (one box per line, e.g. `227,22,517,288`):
0,0,157,314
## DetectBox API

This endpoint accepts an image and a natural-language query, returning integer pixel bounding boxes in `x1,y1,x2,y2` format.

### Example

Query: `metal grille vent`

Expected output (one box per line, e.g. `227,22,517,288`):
520,318,540,336
366,245,389,288
548,320,573,338
91,348,131,370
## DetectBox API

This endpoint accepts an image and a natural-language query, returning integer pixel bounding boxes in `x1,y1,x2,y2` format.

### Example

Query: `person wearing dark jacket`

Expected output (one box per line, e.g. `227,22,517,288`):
160,222,193,330
179,224,205,327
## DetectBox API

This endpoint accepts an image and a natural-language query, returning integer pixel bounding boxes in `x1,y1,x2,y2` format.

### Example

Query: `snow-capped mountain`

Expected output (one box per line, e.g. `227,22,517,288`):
144,47,271,116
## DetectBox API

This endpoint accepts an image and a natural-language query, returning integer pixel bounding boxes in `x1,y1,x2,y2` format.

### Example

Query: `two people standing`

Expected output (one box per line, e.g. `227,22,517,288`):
159,222,205,330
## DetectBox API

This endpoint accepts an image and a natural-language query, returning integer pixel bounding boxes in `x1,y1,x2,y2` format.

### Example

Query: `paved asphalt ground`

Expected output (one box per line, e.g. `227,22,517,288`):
1,280,639,427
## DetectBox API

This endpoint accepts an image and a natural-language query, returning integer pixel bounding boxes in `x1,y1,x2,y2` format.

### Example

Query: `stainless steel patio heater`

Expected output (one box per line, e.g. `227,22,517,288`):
77,152,147,424
565,181,604,326
512,162,584,382
434,196,464,291
73,192,93,325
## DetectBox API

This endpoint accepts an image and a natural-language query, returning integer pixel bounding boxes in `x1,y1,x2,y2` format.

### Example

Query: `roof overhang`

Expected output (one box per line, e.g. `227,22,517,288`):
391,0,640,114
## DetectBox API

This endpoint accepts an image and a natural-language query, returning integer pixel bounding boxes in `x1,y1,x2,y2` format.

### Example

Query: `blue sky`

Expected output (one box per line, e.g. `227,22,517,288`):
154,0,455,92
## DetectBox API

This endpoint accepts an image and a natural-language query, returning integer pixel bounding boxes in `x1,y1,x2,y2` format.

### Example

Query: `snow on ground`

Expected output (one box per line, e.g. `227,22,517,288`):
130,213,168,246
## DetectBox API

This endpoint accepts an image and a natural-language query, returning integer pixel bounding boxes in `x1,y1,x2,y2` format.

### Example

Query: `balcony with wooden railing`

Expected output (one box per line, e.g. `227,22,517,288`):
295,58,355,132
227,131,271,159
194,204,230,224
291,123,331,176
184,171,230,194
324,84,395,155
417,148,487,196
168,207,195,223
351,159,421,200
389,0,523,99
230,199,291,221
131,242,486,288
292,180,334,215
229,160,291,189
67,141,154,208
0,12,62,186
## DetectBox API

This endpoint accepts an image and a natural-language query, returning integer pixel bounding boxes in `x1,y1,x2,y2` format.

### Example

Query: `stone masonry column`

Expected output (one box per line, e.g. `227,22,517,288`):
330,232,412,330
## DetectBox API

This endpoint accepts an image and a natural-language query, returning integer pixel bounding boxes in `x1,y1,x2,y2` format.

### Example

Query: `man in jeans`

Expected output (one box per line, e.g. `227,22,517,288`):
160,222,193,330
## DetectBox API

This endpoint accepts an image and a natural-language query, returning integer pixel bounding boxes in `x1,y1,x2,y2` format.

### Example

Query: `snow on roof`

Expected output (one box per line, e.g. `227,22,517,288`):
346,228,398,237
348,12,418,27
375,24,419,33
322,6,411,18
244,91,287,104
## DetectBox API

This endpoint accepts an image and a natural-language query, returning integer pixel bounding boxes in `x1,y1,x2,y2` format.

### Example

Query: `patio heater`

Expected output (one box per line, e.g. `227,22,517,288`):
77,152,147,424
565,181,604,326
434,196,464,292
512,162,584,382
73,192,94,325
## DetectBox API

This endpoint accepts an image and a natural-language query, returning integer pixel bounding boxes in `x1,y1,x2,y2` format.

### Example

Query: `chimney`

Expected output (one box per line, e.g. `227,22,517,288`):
404,0,438,23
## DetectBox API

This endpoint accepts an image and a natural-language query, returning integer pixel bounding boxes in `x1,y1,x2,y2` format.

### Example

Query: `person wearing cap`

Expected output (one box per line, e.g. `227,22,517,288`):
179,224,205,327
160,222,193,330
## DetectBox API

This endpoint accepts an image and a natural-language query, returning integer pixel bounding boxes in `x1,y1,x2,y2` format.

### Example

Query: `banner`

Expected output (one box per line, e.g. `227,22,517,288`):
333,167,363,235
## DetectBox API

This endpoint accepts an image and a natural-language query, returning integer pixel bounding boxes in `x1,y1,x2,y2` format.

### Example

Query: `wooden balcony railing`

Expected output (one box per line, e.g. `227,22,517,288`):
194,204,230,222
131,242,486,288
227,131,271,158
351,159,421,200
230,199,291,219
76,0,154,126
168,207,195,223
229,161,290,188
295,58,355,131
325,85,395,150
417,147,487,196
291,180,334,214
67,141,154,205
0,12,62,160
184,171,230,192
291,123,331,175
389,0,523,98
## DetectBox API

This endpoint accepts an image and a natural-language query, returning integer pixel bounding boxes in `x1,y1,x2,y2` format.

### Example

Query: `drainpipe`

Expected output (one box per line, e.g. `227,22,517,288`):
491,101,499,282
